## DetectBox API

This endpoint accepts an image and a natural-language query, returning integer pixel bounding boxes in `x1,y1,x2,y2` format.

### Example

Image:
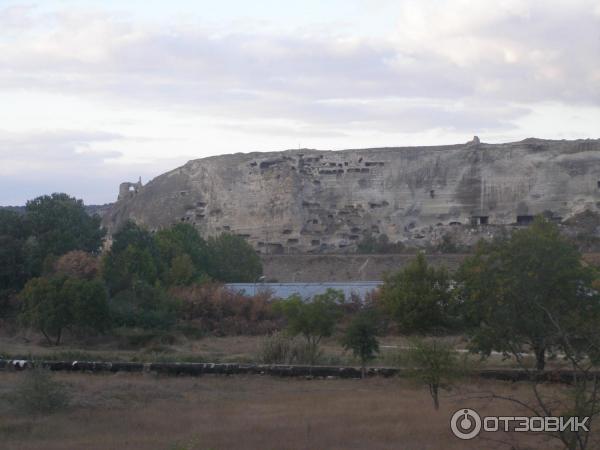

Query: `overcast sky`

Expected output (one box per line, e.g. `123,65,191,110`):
1,0,599,205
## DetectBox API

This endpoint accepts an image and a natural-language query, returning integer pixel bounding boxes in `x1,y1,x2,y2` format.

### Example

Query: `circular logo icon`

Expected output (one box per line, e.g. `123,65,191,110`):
450,408,482,440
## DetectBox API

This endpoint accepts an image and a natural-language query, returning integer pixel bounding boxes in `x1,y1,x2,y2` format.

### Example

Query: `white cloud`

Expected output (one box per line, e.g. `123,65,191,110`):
0,1,598,204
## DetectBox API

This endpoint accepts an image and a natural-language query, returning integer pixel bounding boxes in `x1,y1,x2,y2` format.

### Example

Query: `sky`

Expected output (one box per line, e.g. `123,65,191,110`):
1,0,599,205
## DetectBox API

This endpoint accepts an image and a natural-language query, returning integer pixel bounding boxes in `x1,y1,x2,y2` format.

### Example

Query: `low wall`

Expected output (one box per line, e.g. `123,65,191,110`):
0,359,592,383
261,254,468,282
261,253,600,282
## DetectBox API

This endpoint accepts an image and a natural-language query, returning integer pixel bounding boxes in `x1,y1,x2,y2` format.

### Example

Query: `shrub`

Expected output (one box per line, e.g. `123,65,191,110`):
275,289,343,365
53,250,100,280
404,338,463,410
277,289,343,347
206,233,262,282
171,282,281,335
257,332,324,365
289,339,323,365
19,275,110,344
357,233,405,254
110,281,179,330
380,253,454,334
341,309,380,377
258,332,292,364
10,367,70,415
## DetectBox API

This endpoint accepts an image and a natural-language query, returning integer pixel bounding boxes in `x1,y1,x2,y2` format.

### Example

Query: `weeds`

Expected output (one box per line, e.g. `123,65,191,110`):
9,367,70,415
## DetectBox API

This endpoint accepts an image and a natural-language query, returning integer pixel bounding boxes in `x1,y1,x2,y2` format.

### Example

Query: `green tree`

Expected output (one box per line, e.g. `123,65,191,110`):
155,223,210,285
109,281,178,330
0,210,30,314
25,193,105,275
102,221,160,294
19,276,110,345
357,233,404,254
278,289,343,363
207,233,262,282
19,277,70,345
457,216,599,371
381,253,453,334
341,309,380,377
61,278,110,334
405,338,462,410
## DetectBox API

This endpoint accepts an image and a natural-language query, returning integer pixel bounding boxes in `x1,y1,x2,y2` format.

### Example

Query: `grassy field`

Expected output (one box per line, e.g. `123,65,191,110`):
0,372,564,450
0,332,561,370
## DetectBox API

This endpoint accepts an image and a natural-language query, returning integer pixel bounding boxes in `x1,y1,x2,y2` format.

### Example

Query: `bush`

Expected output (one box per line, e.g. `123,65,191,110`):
10,367,70,415
404,338,463,410
257,332,324,365
357,233,405,254
19,275,111,344
171,282,282,335
380,253,454,334
258,332,293,364
341,309,380,377
289,340,323,365
206,233,262,282
53,250,100,280
110,282,179,330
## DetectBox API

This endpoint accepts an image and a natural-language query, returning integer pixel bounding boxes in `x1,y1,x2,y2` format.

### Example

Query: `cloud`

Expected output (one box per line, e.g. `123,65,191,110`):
0,129,185,204
0,1,598,204
1,1,597,124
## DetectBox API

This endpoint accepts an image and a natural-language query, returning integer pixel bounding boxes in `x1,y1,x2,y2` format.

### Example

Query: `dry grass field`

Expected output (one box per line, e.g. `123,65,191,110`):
0,371,567,450
0,332,558,370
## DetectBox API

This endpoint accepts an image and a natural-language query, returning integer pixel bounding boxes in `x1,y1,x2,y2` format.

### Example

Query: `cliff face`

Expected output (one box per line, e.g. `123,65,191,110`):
103,138,600,253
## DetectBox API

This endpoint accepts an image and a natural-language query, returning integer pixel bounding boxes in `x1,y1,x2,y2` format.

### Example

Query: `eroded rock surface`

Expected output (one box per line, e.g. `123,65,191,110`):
103,138,600,253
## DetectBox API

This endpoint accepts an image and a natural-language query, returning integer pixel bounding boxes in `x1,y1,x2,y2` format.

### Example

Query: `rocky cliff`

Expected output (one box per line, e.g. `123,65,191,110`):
103,138,600,253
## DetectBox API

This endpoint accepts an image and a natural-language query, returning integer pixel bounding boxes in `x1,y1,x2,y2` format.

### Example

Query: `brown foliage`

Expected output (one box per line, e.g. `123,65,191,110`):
53,251,99,280
170,282,283,335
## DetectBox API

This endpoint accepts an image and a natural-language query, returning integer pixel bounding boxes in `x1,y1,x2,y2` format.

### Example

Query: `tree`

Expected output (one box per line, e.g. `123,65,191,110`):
102,221,160,294
277,289,343,364
380,253,453,334
206,233,262,282
341,309,380,378
109,281,179,330
19,276,110,345
54,250,100,280
19,277,70,345
167,253,196,286
457,216,599,371
156,223,209,269
0,210,29,312
61,278,110,334
155,223,210,285
470,300,600,450
405,338,462,410
25,194,105,275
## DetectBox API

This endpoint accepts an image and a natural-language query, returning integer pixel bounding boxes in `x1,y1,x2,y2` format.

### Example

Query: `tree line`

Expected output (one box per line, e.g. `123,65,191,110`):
0,193,262,344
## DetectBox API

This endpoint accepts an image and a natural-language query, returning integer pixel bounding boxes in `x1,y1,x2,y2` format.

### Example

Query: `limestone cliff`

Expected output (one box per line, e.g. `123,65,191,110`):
103,138,600,253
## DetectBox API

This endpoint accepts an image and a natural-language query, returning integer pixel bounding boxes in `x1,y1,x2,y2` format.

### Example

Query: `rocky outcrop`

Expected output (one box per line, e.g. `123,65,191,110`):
103,138,600,253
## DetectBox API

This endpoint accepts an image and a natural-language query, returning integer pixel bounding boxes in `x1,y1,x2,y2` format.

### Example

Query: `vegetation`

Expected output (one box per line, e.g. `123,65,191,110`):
9,367,70,415
19,276,110,345
25,193,105,276
0,192,269,344
457,217,600,371
404,338,462,410
206,233,262,282
357,233,405,254
380,253,454,334
277,289,343,364
341,309,380,377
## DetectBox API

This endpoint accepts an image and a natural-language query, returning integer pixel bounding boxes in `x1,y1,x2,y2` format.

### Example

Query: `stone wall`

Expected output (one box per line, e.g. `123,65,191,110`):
260,253,600,282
